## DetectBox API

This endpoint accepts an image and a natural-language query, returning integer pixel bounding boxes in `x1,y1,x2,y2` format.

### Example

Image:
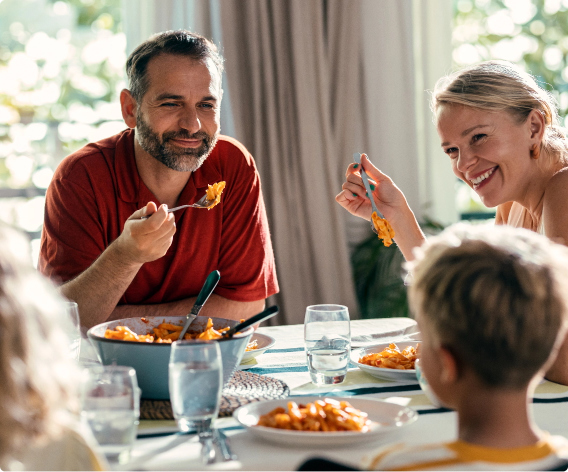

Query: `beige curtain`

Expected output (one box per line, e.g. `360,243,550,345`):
220,0,361,324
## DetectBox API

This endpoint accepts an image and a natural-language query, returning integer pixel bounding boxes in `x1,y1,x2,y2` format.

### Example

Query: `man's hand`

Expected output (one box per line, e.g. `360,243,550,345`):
114,202,176,264
61,202,176,328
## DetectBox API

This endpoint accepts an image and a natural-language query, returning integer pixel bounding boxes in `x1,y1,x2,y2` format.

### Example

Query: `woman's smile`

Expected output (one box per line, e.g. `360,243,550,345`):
469,166,498,190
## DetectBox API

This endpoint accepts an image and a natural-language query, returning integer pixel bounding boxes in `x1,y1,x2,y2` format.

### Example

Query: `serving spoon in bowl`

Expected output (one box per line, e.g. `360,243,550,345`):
178,270,221,341
222,305,279,338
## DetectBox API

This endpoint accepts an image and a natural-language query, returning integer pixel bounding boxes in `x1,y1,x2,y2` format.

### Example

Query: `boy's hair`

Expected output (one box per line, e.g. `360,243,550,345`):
408,223,568,388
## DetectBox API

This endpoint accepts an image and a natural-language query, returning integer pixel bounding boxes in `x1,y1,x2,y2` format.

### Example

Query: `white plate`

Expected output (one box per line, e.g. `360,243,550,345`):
233,396,417,447
237,358,258,370
240,333,275,363
351,342,419,381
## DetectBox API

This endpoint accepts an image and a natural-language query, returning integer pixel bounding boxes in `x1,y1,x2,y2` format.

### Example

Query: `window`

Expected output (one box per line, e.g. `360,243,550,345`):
0,0,125,263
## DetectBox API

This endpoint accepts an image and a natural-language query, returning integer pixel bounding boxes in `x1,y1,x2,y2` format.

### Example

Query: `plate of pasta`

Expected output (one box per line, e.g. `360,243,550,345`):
351,342,420,381
233,396,417,447
240,333,276,363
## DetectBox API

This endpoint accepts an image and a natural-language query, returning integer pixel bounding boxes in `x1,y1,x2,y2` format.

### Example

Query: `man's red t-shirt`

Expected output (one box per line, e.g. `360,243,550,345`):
39,129,279,305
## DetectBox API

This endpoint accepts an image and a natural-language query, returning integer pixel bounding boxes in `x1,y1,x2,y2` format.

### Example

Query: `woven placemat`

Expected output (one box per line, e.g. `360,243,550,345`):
140,370,290,420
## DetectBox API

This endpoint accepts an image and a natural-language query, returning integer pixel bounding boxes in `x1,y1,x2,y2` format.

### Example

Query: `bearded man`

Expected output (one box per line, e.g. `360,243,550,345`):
39,31,279,328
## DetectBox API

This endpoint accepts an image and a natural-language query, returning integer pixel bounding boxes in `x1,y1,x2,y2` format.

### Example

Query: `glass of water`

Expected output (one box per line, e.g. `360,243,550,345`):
80,365,140,464
169,340,223,433
66,301,81,361
305,304,351,385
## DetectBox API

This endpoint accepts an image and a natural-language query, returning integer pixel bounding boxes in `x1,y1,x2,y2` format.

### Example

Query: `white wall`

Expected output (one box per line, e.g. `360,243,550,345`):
412,0,459,227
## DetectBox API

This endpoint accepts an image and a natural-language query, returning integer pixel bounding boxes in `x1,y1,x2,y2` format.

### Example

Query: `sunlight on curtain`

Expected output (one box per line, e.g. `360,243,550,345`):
219,1,361,324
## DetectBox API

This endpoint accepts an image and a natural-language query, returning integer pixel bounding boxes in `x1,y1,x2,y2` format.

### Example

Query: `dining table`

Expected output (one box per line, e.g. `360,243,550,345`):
94,317,568,471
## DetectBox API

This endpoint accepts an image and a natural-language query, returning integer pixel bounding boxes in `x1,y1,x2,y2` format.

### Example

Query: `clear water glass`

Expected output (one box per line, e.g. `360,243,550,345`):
66,301,81,360
169,341,223,433
80,365,140,464
305,304,351,385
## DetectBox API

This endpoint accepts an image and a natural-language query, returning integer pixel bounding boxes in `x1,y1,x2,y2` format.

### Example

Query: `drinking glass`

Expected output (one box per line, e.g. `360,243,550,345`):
169,340,223,464
304,304,351,385
66,301,81,361
169,341,222,431
80,365,140,464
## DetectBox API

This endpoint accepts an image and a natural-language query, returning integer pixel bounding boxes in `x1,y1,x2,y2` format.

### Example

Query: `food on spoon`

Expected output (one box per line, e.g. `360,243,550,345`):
257,398,371,432
371,212,395,247
359,343,420,370
205,181,226,209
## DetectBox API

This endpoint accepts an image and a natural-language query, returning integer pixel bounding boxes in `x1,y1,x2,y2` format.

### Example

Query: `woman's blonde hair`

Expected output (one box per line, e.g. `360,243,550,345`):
0,223,80,464
432,60,568,167
408,223,568,388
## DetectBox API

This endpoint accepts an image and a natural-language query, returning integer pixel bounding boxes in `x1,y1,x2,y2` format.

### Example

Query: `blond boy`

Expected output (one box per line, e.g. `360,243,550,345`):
367,223,568,471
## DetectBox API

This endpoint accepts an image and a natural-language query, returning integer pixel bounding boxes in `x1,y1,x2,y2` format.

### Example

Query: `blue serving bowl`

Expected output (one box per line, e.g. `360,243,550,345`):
87,316,253,400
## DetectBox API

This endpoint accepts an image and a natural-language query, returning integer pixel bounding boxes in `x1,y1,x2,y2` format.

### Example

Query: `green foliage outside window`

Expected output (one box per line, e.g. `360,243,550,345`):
0,0,124,238
454,0,568,105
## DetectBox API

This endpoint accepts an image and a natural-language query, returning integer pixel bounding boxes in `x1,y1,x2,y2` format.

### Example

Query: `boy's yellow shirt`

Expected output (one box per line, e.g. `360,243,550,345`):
366,433,568,471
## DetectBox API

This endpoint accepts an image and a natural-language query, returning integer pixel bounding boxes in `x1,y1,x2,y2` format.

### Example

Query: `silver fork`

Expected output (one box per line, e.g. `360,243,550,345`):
354,152,383,235
140,194,216,219
198,429,216,465
167,193,218,211
214,428,238,462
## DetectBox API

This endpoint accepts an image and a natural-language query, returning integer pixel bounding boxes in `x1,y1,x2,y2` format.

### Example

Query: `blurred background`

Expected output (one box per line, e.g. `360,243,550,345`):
1,0,566,323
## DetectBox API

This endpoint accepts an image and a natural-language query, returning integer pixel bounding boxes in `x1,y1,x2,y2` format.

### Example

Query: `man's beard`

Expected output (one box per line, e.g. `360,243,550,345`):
135,112,217,172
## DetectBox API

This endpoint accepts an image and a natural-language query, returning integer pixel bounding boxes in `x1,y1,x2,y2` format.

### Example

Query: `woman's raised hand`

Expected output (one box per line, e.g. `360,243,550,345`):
335,154,406,222
335,154,426,261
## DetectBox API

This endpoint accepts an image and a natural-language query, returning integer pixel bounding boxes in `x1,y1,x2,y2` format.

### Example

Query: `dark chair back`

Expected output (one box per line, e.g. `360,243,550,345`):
297,458,359,471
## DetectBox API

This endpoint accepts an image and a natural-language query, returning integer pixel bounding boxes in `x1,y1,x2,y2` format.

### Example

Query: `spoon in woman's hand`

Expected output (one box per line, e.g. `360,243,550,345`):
354,152,382,234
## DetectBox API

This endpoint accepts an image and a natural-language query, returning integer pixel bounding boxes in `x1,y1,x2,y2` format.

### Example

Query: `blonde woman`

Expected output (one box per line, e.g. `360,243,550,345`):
336,60,568,385
0,223,106,471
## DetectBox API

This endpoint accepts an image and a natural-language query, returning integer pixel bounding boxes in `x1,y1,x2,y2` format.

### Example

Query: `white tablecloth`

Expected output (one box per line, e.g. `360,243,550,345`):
117,318,568,471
